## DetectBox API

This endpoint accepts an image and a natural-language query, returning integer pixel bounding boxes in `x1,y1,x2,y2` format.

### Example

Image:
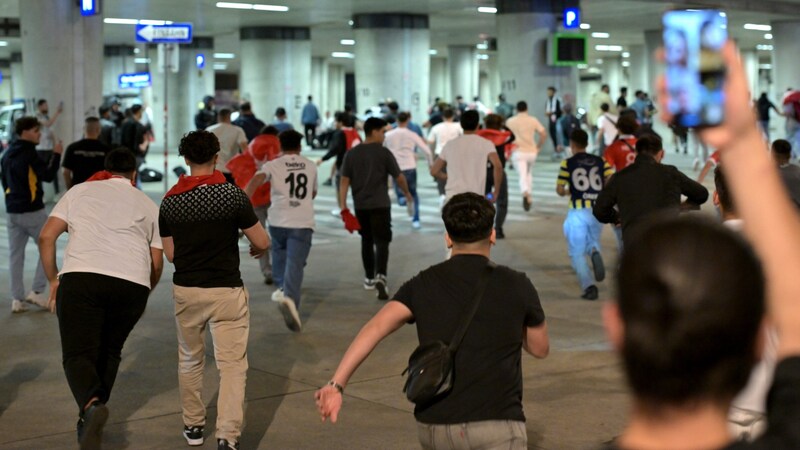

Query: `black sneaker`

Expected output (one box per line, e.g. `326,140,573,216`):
591,250,606,282
76,417,85,444
79,401,108,450
218,438,240,450
581,285,599,301
375,275,389,300
322,178,333,187
496,228,505,239
264,272,274,285
522,196,531,212
183,425,204,446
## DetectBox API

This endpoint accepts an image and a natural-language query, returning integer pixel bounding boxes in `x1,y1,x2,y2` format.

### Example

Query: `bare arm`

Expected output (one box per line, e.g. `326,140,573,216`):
150,247,163,289
239,139,248,155
243,221,269,258
315,301,413,423
162,236,175,262
430,157,447,181
38,217,68,313
556,184,569,197
63,168,74,190
696,160,714,183
244,173,267,198
412,134,434,166
523,321,549,358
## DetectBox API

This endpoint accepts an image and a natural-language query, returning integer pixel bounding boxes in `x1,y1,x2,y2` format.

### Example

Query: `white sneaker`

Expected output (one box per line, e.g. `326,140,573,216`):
271,289,284,302
363,278,376,290
412,220,421,229
25,291,49,309
330,208,341,217
375,275,389,300
11,299,28,313
278,298,302,332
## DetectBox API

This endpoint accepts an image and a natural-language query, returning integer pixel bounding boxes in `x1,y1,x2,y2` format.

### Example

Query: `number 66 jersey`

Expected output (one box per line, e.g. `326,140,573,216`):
557,153,614,209
259,153,318,230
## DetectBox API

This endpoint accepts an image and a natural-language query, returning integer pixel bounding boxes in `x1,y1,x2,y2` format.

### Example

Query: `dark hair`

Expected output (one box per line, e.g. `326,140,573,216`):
85,116,100,125
516,101,528,112
460,110,480,131
616,115,639,135
621,87,628,93
105,147,137,173
388,101,399,112
634,90,643,97
363,117,387,137
547,86,556,92
275,107,287,117
218,108,232,120
259,125,280,136
601,103,610,112
334,111,345,123
772,139,792,157
483,113,503,130
635,134,662,155
15,116,39,136
279,129,303,151
713,166,734,214
307,95,313,101
99,105,110,116
601,84,610,90
397,111,410,123
442,193,495,243
178,130,220,164
240,102,252,113
442,108,455,119
37,99,47,107
342,113,356,128
130,104,143,115
570,129,589,148
617,216,763,408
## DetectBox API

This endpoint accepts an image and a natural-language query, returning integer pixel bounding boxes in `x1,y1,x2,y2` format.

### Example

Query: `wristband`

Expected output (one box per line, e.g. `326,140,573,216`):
328,380,344,394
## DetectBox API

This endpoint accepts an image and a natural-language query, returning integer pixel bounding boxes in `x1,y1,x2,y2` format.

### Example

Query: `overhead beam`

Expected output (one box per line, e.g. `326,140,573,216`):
671,0,800,16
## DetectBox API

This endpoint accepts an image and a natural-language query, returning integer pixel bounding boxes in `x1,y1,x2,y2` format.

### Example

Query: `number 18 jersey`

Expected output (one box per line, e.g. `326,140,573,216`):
557,152,613,209
260,153,318,230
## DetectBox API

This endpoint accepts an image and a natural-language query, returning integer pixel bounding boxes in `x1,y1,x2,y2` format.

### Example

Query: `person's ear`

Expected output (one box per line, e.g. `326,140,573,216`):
603,301,625,353
489,229,496,246
444,232,453,249
713,191,720,207
656,149,665,162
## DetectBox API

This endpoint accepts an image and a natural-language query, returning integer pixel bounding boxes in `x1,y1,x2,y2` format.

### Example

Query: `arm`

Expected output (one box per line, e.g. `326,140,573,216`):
38,217,68,313
677,170,709,205
696,160,714,183
243,221,269,258
412,134,434,167
523,322,549,358
35,141,63,182
556,184,569,197
239,139,248,155
320,132,344,162
592,178,619,224
150,247,163,289
394,173,413,203
488,152,503,200
338,176,351,211
430,157,447,181
244,173,267,198
162,236,175,262
42,106,62,128
315,301,413,423
63,168,74,190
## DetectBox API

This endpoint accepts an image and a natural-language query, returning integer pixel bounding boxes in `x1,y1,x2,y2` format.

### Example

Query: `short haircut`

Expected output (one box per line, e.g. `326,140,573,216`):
547,86,556,92
105,147,137,173
218,108,232,120
37,99,47,107
458,110,478,131
483,113,503,130
601,84,610,90
634,90,643,97
616,115,639,135
130,104,143,115
363,117,387,136
307,95,313,101
635,134,662,155
442,193,495,243
442,108,455,119
516,101,528,112
334,111,345,123
397,111,410,123
714,166,734,214
617,216,763,408
259,125,280,136
240,102,252,112
178,130,220,165
85,117,101,133
388,101,399,111
621,87,628,93
342,113,356,128
601,103,610,112
15,116,39,136
570,129,589,148
279,129,303,151
275,107,287,117
99,106,110,116
772,139,792,157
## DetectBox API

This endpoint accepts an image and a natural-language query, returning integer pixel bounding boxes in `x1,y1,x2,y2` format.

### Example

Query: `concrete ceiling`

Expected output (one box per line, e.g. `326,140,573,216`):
0,0,797,73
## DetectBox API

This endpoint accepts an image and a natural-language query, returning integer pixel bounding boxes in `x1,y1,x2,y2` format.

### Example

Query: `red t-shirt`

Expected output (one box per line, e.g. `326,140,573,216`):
226,134,281,207
707,150,721,166
604,137,637,171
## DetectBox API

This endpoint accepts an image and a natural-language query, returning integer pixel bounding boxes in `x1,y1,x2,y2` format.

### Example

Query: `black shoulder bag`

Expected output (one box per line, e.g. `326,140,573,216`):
402,263,495,405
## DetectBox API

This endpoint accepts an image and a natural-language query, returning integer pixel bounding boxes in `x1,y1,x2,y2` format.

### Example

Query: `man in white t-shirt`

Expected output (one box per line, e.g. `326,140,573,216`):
505,100,548,212
385,111,433,228
431,110,502,204
38,149,163,449
595,103,619,156
206,108,248,183
246,130,317,332
427,108,463,201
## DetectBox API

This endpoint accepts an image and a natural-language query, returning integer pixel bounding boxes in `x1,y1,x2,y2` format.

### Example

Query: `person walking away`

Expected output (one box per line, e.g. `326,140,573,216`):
206,108,248,184
544,86,562,151
194,96,216,130
476,113,514,238
232,102,265,143
301,96,321,147
62,117,110,189
505,101,547,211
35,98,63,198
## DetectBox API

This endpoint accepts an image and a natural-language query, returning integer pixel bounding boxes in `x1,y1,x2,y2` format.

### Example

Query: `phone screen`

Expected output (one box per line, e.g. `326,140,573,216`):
663,10,727,128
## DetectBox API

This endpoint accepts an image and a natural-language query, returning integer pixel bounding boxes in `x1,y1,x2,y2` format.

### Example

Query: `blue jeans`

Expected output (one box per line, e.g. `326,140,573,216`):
394,168,419,221
563,209,603,290
268,226,313,307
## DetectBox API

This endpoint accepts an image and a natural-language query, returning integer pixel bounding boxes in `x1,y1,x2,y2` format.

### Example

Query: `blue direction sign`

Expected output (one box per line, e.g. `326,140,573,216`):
118,72,152,89
135,23,193,44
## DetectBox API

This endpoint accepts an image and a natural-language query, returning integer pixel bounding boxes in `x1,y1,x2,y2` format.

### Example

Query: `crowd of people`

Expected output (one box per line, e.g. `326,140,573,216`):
3,39,800,450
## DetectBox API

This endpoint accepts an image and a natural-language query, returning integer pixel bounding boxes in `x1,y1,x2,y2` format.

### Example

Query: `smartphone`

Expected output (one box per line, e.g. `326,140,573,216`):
663,10,727,128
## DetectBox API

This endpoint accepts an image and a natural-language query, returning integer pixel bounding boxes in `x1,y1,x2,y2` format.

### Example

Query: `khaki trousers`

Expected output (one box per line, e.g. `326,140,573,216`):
174,285,249,443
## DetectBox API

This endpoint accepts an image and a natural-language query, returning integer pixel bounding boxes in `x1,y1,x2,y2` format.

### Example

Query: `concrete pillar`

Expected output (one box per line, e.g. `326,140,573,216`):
448,45,478,103
311,56,329,117
429,57,449,106
353,13,430,121
603,57,623,100
240,27,311,128
479,58,500,109
10,52,23,102
644,29,661,99
742,50,760,100
0,60,11,105
327,64,345,112
627,44,647,94
496,0,578,150
20,0,103,142
772,20,800,137
150,37,215,151
103,45,137,97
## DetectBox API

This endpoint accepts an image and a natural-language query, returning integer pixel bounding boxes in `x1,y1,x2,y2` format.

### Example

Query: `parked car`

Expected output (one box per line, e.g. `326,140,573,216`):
0,103,26,154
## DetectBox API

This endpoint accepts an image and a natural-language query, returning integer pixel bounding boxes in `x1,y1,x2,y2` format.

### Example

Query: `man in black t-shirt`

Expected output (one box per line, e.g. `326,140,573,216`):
316,193,549,449
62,117,110,189
159,130,269,450
338,117,412,300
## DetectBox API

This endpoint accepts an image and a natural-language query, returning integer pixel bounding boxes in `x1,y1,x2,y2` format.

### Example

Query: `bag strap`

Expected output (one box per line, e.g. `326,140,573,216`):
447,262,496,353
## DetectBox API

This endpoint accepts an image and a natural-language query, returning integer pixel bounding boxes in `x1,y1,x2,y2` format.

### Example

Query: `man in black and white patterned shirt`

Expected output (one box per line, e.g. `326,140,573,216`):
159,130,269,450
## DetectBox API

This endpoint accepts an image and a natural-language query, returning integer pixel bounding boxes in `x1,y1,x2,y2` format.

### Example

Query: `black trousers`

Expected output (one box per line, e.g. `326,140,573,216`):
355,208,392,278
486,169,509,232
548,120,558,149
57,272,149,415
304,124,316,146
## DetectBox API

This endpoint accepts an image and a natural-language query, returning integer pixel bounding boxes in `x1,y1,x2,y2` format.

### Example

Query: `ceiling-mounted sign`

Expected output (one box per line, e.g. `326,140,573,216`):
118,72,152,89
135,23,193,44
563,8,580,29
80,0,100,16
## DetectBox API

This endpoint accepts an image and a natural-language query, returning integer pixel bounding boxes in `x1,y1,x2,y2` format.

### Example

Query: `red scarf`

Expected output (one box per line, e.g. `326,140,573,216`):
165,170,227,198
86,170,135,186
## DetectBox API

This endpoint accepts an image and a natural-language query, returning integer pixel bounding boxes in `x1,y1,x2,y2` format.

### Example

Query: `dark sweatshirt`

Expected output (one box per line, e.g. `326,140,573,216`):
1,139,61,213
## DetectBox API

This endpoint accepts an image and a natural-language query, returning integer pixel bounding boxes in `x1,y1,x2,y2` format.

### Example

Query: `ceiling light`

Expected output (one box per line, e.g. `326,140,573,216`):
744,23,771,31
622,61,630,67
429,49,438,55
580,23,591,30
213,63,228,70
134,58,150,64
757,44,774,51
596,59,603,64
595,45,623,51
332,52,355,59
577,64,588,69
340,39,355,46
216,2,252,9
759,64,772,69
622,51,630,58
138,19,168,25
133,48,141,54
253,4,289,11
592,32,610,38
477,7,497,14
476,42,488,50
0,41,8,47
104,18,139,24
214,53,236,59
764,33,773,40
348,20,354,26
216,2,288,12
476,54,489,60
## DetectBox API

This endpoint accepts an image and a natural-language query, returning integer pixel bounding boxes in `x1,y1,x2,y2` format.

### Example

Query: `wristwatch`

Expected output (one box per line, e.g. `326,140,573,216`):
328,380,344,394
